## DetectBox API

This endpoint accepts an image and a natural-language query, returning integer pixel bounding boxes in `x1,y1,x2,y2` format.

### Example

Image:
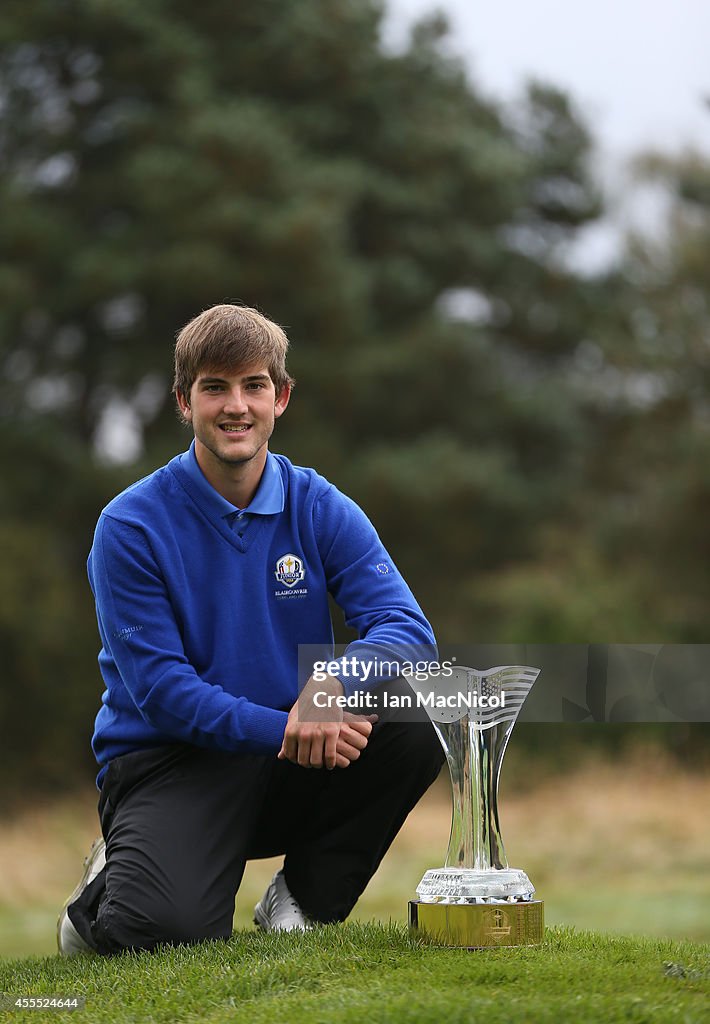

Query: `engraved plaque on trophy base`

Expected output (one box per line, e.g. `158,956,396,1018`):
409,899,544,948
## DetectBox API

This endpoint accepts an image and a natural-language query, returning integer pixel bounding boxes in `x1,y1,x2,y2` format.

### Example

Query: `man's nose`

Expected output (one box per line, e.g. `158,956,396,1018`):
222,386,249,415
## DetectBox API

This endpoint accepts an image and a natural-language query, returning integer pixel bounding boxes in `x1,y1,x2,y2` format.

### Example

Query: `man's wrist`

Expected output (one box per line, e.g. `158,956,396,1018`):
297,673,345,719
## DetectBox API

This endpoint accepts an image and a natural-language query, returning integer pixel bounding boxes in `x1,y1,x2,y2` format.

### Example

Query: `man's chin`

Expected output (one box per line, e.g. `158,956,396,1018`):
196,432,267,468
199,438,252,465
216,449,255,466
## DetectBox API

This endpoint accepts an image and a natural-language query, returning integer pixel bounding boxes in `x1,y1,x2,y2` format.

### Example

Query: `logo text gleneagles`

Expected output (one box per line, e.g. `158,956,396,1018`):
274,553,306,588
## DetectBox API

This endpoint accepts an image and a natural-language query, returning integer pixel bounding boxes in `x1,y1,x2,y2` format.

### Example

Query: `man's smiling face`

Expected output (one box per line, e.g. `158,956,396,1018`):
177,364,290,473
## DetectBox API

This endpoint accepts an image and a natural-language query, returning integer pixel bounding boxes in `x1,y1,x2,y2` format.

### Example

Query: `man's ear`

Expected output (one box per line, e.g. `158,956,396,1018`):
176,389,192,422
274,383,291,419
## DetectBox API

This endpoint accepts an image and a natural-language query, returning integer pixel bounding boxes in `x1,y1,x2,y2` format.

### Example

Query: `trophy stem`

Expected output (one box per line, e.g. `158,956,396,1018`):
438,717,510,871
471,720,506,870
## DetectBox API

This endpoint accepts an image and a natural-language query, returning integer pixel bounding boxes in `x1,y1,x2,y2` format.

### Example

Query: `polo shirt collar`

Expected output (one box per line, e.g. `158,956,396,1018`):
179,441,284,519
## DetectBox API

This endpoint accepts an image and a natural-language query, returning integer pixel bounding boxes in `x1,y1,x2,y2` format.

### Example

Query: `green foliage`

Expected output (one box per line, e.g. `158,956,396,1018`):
564,145,710,642
0,924,708,1023
0,2,707,792
0,427,133,802
0,0,600,450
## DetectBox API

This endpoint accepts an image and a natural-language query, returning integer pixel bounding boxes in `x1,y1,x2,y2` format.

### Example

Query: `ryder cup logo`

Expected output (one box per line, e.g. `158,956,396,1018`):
274,553,306,588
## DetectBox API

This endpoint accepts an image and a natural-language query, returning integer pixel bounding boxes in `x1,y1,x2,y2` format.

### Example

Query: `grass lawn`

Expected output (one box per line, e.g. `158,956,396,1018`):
1,750,708,1021
2,752,710,960
0,924,708,1024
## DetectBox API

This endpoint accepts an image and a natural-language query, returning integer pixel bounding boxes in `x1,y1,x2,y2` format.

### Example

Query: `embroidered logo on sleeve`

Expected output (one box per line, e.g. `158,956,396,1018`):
375,563,391,575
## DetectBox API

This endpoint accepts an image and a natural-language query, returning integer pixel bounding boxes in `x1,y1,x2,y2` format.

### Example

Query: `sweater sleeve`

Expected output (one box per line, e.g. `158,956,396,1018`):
90,514,287,753
313,486,437,696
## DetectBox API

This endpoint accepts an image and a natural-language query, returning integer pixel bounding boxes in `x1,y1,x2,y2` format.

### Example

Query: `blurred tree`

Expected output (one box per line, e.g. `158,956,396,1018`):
480,139,710,644
0,0,602,586
3,0,684,792
594,145,710,639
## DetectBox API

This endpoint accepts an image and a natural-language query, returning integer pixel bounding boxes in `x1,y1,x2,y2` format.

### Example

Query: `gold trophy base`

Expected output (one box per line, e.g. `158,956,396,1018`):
409,899,544,948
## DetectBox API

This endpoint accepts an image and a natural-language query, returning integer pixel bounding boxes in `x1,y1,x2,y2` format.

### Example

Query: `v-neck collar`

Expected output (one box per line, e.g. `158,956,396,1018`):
170,442,284,552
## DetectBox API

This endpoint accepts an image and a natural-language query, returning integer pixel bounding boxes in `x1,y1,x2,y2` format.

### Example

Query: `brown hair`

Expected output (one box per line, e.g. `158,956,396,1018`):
173,304,295,410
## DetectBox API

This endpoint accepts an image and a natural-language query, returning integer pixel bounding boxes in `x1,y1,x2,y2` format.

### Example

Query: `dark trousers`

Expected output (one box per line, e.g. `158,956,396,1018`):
69,710,444,954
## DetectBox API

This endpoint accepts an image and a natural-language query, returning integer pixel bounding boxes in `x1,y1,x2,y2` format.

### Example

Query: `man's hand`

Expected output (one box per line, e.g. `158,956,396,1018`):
278,673,377,769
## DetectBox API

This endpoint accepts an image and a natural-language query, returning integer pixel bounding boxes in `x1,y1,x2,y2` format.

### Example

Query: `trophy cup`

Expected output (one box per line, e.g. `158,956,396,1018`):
404,665,544,948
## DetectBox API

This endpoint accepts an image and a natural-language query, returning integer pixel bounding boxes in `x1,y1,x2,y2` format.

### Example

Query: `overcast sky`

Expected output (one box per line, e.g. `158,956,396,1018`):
383,0,710,159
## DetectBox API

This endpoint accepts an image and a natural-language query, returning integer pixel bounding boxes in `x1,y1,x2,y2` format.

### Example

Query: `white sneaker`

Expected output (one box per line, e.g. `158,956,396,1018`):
253,869,313,932
57,837,106,955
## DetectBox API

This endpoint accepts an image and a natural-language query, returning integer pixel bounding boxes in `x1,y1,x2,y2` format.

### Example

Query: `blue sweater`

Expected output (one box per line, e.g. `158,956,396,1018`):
88,446,435,783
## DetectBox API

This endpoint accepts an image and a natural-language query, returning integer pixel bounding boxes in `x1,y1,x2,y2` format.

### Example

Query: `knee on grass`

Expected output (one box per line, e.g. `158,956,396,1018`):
99,898,230,953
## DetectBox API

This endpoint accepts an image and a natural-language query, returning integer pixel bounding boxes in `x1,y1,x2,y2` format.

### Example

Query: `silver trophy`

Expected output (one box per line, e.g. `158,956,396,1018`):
404,665,544,947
